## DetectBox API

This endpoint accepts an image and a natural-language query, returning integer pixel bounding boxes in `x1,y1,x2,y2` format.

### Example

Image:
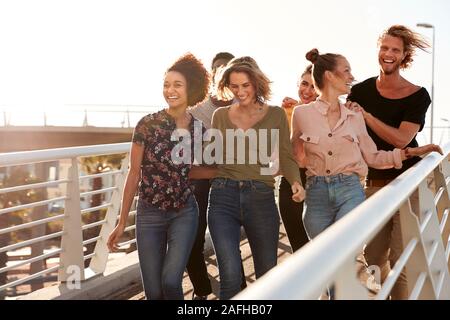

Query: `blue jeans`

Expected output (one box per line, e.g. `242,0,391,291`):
303,173,365,299
303,173,365,239
135,195,198,300
208,178,279,300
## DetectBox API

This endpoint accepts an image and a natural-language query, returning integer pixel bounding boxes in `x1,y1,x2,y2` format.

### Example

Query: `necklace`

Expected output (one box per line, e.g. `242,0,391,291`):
317,98,340,111
317,98,331,106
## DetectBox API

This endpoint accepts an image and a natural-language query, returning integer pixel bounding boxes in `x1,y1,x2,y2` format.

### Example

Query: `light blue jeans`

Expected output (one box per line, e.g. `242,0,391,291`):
303,173,365,299
208,178,280,300
303,173,365,239
135,195,198,300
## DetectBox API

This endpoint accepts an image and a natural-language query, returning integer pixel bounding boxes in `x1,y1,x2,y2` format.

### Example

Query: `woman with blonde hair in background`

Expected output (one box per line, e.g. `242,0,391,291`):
279,64,318,252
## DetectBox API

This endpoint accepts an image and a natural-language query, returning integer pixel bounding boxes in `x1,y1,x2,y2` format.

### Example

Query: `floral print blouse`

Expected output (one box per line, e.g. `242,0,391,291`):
132,109,204,211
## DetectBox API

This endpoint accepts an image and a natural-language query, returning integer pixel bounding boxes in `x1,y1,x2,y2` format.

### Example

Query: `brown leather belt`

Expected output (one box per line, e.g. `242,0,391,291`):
366,179,393,187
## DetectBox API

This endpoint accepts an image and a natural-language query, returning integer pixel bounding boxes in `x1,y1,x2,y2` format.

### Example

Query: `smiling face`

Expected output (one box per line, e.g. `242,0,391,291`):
228,71,256,107
378,35,407,75
329,57,355,95
298,72,317,104
163,71,188,110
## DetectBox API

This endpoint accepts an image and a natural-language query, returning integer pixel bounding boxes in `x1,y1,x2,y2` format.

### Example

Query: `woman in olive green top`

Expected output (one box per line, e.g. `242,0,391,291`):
207,58,304,299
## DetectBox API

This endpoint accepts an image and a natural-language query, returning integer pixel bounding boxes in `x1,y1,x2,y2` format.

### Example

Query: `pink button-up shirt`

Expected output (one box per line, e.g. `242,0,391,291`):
291,100,403,178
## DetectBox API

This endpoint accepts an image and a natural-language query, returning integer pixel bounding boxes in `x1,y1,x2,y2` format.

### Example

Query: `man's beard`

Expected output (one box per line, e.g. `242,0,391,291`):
381,62,401,75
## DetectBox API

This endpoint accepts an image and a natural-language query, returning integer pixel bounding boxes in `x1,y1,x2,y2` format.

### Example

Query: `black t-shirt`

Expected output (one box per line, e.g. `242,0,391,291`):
348,77,431,180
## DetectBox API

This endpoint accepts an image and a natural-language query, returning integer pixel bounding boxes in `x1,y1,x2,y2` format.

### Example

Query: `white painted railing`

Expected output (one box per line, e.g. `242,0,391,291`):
0,143,132,296
2,141,449,299
235,141,450,300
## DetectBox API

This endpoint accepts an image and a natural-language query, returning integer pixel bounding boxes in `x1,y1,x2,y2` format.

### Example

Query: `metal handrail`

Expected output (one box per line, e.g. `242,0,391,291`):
0,143,133,295
84,253,96,261
80,186,118,198
0,179,70,194
82,219,107,231
118,239,136,248
376,239,418,300
0,231,64,254
235,141,450,300
79,170,124,181
410,272,428,300
441,209,449,233
0,265,60,292
0,249,62,274
0,196,68,216
81,203,112,214
83,236,101,246
0,214,64,236
0,143,130,167
124,225,136,232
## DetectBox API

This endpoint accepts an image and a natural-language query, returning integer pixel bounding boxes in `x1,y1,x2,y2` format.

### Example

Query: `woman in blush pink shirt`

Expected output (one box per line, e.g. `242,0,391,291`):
291,48,442,241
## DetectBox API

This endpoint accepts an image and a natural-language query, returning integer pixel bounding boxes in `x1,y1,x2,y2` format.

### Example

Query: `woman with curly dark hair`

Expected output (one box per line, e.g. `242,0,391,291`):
107,53,214,300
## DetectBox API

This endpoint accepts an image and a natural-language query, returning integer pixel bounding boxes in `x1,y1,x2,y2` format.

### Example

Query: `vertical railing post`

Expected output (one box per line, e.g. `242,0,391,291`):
3,111,8,126
434,160,450,256
398,199,436,299
83,109,88,127
334,258,369,300
88,154,129,274
58,158,85,282
416,177,450,299
29,162,48,291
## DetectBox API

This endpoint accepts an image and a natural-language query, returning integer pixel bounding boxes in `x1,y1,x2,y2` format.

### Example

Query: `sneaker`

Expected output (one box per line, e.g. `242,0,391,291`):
192,292,208,300
355,253,381,298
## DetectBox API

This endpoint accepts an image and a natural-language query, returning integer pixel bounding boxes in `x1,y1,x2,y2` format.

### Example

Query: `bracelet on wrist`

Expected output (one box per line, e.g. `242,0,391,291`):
404,147,412,159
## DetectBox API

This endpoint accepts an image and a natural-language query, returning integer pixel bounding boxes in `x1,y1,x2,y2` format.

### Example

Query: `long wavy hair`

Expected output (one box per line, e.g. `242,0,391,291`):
217,58,272,104
378,25,430,69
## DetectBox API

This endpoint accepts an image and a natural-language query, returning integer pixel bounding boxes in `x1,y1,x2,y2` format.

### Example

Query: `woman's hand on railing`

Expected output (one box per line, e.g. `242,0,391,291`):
404,144,443,159
291,181,305,203
107,222,126,252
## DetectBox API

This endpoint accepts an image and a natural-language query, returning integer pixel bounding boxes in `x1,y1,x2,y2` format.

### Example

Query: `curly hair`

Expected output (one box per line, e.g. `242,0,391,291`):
378,25,430,69
167,53,210,106
217,58,271,104
305,48,343,90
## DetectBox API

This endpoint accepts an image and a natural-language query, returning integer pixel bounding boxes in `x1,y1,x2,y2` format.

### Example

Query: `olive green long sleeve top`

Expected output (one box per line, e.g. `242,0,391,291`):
210,105,301,188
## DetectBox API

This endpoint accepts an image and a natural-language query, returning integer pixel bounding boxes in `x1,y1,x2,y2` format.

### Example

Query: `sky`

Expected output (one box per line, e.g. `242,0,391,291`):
0,0,449,139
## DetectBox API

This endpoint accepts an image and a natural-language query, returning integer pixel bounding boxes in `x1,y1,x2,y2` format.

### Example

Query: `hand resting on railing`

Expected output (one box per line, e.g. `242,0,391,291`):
401,144,443,160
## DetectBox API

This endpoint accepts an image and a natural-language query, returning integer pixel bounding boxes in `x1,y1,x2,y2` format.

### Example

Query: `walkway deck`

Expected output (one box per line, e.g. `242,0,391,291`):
105,224,292,300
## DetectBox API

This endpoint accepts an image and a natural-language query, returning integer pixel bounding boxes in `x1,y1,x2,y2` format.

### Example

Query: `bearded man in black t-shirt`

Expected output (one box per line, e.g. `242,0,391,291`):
347,25,431,300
